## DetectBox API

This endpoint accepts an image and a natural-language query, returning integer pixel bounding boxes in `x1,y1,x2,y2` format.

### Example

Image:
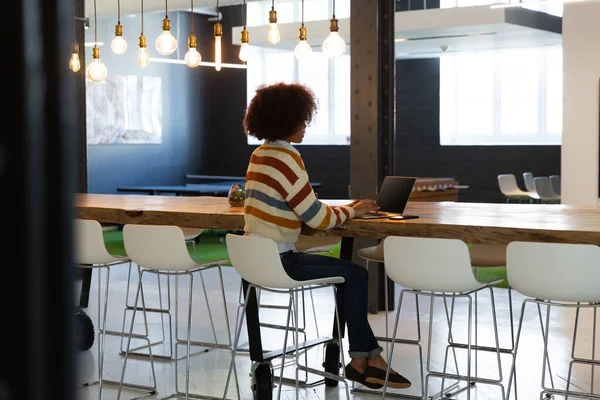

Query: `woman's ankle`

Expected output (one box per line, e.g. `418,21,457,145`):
349,358,368,373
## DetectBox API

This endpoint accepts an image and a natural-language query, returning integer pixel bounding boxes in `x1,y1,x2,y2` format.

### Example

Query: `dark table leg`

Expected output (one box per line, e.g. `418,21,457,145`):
242,278,264,361
78,268,92,308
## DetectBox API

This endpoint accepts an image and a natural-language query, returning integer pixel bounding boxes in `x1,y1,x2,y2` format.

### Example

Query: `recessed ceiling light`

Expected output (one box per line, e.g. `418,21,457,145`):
395,38,408,42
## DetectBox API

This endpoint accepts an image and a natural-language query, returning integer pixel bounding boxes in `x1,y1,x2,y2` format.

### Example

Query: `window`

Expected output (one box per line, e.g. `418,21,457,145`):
440,46,562,145
245,0,351,145
439,0,563,145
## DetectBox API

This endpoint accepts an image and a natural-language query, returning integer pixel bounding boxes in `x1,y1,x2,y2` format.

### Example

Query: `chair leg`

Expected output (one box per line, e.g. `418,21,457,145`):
223,285,253,400
507,299,531,399
117,270,158,400
276,293,294,400
489,287,506,399
97,267,111,399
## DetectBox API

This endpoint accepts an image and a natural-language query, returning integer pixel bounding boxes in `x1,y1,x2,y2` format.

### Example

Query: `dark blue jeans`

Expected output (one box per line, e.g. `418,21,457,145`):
280,251,383,360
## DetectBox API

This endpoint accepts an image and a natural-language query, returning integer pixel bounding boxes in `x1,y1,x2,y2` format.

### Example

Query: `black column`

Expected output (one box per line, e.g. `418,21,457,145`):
1,0,78,399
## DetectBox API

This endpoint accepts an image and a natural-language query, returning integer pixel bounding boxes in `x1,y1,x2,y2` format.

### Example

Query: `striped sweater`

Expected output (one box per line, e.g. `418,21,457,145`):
244,140,355,244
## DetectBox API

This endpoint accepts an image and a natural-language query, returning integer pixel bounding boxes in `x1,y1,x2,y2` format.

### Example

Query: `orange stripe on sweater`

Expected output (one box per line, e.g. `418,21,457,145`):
261,146,305,170
317,207,332,230
340,207,350,220
246,171,289,199
288,182,313,209
332,207,341,226
245,205,302,230
250,154,299,185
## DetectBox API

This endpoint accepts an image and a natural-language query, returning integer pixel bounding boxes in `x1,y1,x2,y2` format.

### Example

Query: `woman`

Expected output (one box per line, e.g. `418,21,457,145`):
242,82,411,389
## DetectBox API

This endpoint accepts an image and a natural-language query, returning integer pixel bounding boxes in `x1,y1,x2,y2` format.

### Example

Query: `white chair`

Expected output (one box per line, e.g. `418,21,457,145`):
498,174,539,203
506,242,600,400
224,233,349,400
73,219,157,399
549,175,561,196
533,177,561,203
522,172,536,193
381,236,506,399
119,227,222,361
121,224,238,400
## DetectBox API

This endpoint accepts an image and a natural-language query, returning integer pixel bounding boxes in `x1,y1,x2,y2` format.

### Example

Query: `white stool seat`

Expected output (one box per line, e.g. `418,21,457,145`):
295,235,341,253
357,240,384,263
469,244,507,267
180,227,203,241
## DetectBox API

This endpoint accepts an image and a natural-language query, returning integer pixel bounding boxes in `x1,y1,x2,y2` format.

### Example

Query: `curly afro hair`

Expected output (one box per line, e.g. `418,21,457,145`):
243,82,318,142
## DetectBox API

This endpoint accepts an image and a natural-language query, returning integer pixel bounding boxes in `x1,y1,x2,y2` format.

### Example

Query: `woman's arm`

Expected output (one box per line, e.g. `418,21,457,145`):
285,167,355,230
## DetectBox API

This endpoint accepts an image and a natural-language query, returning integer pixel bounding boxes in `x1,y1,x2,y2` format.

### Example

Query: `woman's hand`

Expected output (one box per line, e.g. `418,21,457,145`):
350,199,379,217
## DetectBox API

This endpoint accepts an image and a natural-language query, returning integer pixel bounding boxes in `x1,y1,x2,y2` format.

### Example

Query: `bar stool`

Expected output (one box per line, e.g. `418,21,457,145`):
381,236,506,400
73,219,157,399
119,227,222,360
120,224,239,400
506,241,600,400
223,233,349,400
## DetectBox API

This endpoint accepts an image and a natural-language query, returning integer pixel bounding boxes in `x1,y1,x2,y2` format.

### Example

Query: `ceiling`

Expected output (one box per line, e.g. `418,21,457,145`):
85,0,253,17
233,5,562,59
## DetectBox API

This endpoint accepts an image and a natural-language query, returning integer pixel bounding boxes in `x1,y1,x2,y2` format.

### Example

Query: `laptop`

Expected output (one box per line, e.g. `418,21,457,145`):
357,176,418,219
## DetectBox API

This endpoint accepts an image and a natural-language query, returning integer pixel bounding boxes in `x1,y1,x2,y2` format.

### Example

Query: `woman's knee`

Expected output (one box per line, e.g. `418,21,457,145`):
344,262,369,284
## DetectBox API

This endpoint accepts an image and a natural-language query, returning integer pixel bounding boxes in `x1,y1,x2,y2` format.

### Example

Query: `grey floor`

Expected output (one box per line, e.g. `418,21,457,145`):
75,263,600,400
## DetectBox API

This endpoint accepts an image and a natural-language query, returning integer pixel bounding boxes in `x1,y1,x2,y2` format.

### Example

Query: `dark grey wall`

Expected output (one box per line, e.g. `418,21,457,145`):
394,58,561,203
85,6,245,194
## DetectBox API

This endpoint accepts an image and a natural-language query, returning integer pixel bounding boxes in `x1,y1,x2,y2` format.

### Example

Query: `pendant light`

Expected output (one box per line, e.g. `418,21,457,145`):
138,0,149,67
239,0,249,62
87,0,108,82
294,0,312,61
322,0,346,59
111,0,127,54
69,2,81,72
267,0,280,44
156,0,178,55
185,0,201,67
214,0,223,71
69,42,81,72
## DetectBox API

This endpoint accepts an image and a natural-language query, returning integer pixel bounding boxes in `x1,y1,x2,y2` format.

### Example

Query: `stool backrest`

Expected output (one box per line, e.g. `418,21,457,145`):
522,172,535,192
74,219,122,265
123,224,197,271
497,174,525,196
226,234,301,289
384,236,482,293
534,177,560,201
507,241,600,303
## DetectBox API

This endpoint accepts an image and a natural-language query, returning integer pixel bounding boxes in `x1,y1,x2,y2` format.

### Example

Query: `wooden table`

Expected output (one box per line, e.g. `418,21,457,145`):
73,193,600,389
74,193,600,245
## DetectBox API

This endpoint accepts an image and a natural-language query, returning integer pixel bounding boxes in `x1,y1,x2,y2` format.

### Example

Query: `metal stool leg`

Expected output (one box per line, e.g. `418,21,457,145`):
117,269,158,400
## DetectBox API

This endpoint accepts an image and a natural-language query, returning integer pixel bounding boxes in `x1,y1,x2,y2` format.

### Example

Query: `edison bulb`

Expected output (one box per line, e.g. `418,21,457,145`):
294,39,312,61
111,35,127,54
322,31,346,59
156,30,177,55
239,43,250,62
138,47,149,67
87,58,107,82
215,36,222,71
268,23,280,44
185,47,202,67
69,53,81,72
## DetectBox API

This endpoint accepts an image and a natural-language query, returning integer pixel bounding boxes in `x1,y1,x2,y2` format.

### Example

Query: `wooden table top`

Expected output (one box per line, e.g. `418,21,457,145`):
73,193,600,245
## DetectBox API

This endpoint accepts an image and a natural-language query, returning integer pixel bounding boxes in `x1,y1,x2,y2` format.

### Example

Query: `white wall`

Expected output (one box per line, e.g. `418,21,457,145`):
561,1,600,206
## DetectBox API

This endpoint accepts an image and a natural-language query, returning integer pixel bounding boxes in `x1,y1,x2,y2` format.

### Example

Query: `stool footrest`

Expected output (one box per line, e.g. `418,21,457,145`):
263,335,333,361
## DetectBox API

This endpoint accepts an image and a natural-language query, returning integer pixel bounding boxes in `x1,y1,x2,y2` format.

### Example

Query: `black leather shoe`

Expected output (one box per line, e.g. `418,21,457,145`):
344,364,384,389
363,366,412,389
